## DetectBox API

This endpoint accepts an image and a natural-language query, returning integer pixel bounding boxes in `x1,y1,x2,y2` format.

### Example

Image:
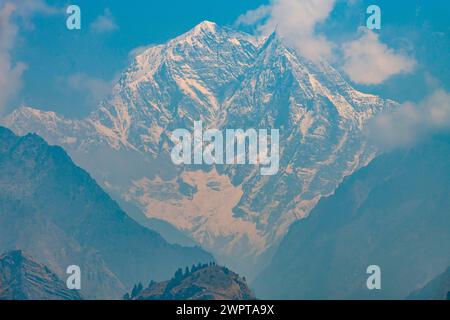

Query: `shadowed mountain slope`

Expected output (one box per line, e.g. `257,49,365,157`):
0,126,213,299
255,135,450,299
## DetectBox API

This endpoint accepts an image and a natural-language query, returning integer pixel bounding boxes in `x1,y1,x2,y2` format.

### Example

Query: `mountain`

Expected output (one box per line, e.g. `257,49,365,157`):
2,21,396,276
0,250,82,300
408,266,450,300
254,135,450,299
0,126,213,299
126,263,255,300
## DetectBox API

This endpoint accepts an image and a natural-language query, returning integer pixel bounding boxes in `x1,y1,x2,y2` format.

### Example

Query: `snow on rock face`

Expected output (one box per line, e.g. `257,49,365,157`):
2,21,397,275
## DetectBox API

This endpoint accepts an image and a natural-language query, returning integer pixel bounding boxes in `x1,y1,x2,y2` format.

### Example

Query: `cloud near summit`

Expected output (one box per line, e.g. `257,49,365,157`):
236,0,416,85
342,29,416,85
367,90,450,150
236,0,336,62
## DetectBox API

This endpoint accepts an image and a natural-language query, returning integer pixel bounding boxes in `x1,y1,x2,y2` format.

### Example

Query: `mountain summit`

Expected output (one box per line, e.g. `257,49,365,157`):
2,21,397,275
126,263,255,300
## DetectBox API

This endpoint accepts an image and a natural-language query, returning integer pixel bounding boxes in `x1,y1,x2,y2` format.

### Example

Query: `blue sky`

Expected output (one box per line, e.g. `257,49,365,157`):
2,0,449,118
8,0,268,117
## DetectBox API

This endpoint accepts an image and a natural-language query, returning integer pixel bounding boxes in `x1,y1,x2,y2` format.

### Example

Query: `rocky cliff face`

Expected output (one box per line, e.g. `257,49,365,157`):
0,250,82,300
2,21,397,275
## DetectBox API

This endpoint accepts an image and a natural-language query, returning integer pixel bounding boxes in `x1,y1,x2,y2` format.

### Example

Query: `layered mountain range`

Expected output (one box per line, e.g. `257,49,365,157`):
2,21,397,274
254,135,450,299
0,126,212,299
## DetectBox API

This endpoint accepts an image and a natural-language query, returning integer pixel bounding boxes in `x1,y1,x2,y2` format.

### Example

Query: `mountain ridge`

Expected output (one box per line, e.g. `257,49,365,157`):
0,250,82,300
126,263,255,300
408,266,450,300
0,126,213,299
2,20,397,276
254,135,450,299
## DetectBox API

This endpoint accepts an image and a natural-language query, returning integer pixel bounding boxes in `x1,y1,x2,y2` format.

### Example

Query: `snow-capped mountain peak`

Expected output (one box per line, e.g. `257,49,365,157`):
2,21,397,276
191,20,218,34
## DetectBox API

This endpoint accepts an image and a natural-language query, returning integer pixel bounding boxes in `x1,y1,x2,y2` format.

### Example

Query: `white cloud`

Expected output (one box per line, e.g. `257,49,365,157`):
236,0,417,84
0,0,57,114
128,44,156,58
67,73,119,104
234,5,271,27
236,0,336,62
90,9,118,33
342,29,416,85
5,0,56,15
367,90,450,150
0,2,26,114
